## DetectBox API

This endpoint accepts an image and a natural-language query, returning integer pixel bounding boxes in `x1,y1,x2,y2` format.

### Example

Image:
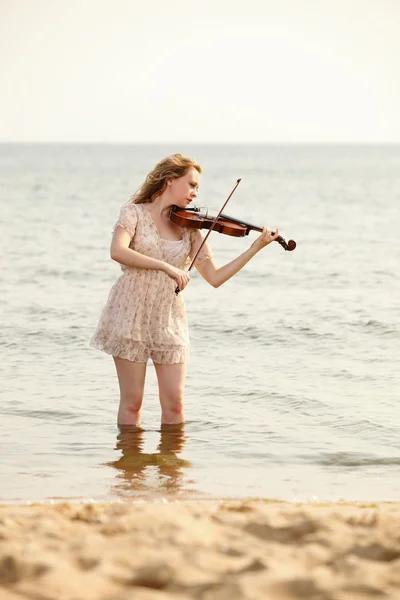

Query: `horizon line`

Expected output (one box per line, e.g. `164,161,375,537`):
1,140,400,146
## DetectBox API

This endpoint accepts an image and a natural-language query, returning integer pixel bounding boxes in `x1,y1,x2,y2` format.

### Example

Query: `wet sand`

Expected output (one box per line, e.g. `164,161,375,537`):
1,499,400,599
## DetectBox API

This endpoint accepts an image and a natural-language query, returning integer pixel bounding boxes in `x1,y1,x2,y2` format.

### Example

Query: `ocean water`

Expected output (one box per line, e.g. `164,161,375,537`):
1,143,399,504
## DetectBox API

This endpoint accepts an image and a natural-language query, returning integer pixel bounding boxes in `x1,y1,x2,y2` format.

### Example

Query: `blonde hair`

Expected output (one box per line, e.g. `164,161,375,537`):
131,153,202,204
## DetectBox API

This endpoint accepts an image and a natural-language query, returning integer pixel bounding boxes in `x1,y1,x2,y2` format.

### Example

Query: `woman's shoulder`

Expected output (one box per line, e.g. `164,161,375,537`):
114,201,141,237
118,201,143,221
120,201,139,213
187,227,212,265
188,227,203,243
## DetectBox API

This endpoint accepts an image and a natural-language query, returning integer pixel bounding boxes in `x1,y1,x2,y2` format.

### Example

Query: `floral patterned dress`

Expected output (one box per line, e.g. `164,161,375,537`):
90,202,212,364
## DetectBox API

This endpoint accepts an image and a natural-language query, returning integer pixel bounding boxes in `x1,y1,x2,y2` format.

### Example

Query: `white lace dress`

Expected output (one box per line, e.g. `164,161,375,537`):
90,202,212,364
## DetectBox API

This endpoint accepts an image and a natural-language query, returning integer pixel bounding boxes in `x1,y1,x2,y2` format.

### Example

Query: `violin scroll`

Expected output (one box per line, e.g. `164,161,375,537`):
274,235,296,252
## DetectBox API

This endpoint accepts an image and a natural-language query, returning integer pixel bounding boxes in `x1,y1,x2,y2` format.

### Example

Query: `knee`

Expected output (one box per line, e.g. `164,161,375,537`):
120,389,143,415
171,398,184,416
163,394,184,416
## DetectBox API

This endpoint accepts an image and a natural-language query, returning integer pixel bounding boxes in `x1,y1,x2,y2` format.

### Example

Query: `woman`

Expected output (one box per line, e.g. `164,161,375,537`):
90,154,279,426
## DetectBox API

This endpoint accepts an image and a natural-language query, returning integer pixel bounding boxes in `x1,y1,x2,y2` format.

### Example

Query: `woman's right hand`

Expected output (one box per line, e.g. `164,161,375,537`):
163,264,190,291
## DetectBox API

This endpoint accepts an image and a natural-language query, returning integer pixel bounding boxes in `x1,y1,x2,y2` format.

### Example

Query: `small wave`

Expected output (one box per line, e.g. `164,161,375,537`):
364,319,394,330
254,391,331,415
277,320,338,340
304,451,400,467
345,319,398,336
191,322,276,345
2,407,78,422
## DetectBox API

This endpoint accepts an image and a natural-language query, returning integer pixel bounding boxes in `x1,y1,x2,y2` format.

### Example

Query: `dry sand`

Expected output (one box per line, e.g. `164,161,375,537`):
1,499,400,600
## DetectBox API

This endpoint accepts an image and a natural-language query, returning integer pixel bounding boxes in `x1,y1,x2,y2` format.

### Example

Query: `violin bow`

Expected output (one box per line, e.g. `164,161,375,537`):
175,178,241,295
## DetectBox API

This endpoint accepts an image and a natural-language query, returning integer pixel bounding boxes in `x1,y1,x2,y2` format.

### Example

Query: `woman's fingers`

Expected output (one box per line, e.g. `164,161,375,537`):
165,265,190,290
176,270,190,290
263,226,279,243
252,226,280,250
182,273,190,289
251,226,282,252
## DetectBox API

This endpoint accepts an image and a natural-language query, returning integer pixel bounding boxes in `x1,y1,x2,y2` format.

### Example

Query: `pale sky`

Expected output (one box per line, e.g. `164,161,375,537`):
1,0,400,143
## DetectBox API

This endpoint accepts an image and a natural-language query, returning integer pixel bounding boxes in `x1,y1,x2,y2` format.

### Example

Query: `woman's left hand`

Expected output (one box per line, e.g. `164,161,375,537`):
251,227,280,252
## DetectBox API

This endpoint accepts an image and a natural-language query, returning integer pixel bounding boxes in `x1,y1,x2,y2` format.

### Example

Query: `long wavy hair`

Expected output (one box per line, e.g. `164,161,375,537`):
131,153,202,204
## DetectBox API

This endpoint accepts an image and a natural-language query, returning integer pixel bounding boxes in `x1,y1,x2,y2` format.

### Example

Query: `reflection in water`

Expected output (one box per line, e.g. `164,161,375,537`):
105,424,194,498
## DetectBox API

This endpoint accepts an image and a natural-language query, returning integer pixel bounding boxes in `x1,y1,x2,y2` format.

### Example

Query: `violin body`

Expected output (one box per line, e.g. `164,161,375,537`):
170,206,296,251
170,207,251,238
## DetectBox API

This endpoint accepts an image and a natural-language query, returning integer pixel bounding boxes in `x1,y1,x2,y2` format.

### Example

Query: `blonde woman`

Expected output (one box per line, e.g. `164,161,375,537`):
90,154,279,426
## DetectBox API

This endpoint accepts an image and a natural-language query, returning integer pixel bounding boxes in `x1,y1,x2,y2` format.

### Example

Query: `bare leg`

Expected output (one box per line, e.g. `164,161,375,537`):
153,362,186,424
113,357,147,425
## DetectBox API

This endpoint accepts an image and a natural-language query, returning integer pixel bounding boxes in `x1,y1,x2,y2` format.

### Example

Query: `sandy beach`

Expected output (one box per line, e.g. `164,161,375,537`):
1,500,400,600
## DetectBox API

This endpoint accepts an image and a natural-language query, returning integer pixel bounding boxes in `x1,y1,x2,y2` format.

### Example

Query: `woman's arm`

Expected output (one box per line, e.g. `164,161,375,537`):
195,227,280,288
111,226,166,270
110,226,190,290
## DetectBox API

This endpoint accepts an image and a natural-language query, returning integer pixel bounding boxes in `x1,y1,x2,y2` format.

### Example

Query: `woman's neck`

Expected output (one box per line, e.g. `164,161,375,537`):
146,194,173,219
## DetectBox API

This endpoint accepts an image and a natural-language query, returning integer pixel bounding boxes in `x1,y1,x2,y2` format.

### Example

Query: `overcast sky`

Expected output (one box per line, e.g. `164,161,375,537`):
1,0,399,143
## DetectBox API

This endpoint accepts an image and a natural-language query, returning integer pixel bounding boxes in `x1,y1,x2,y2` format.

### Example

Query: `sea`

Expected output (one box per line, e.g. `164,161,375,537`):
1,143,399,504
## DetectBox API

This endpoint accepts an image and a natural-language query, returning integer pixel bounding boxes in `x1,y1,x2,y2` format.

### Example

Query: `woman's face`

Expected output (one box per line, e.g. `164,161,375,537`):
168,167,200,208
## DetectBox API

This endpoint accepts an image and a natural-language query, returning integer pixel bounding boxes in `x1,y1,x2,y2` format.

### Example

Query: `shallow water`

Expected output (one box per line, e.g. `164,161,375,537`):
1,143,400,503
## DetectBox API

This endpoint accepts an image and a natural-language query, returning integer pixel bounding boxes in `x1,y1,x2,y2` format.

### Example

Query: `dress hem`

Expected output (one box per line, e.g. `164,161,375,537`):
89,336,188,365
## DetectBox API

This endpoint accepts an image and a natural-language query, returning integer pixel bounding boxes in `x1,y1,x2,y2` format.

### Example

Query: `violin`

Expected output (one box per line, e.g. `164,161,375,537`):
169,206,296,251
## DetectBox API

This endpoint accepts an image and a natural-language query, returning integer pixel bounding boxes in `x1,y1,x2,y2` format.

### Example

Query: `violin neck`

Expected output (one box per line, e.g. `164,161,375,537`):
219,213,263,233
